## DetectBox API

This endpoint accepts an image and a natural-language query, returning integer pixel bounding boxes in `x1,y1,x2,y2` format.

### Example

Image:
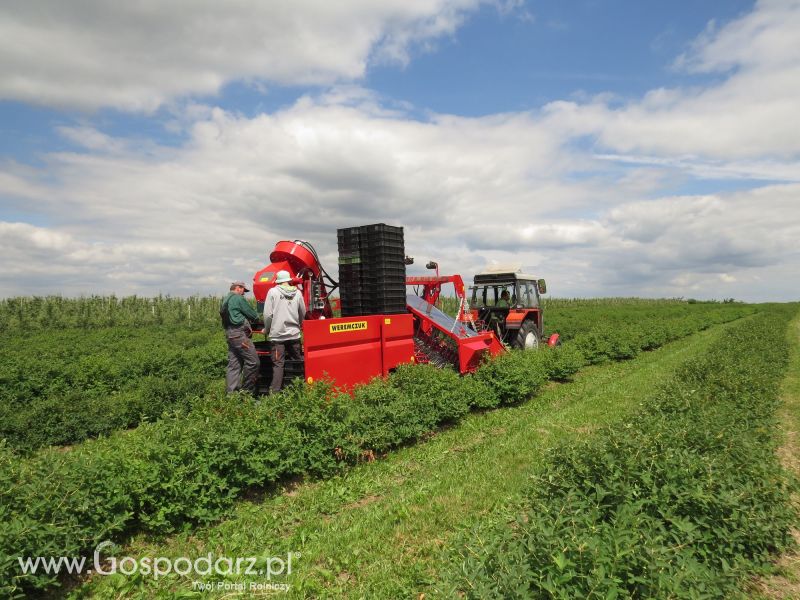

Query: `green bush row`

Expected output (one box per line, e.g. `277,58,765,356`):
0,327,225,453
0,306,749,596
0,327,223,403
567,310,736,363
0,304,748,454
0,351,552,596
437,306,798,599
0,295,224,333
544,302,752,343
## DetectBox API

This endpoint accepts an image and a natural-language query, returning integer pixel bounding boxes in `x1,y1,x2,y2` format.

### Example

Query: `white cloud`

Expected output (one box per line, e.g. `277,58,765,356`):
0,221,206,294
56,126,130,153
0,93,576,295
0,0,492,111
675,0,800,73
604,189,799,273
544,0,800,162
1,1,799,301
1,90,798,301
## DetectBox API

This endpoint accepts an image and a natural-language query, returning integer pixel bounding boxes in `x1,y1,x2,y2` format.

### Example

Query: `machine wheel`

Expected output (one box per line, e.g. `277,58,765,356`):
513,320,540,350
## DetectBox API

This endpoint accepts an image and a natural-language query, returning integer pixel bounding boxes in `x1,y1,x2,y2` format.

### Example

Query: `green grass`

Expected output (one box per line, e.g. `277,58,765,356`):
748,313,800,599
72,317,741,599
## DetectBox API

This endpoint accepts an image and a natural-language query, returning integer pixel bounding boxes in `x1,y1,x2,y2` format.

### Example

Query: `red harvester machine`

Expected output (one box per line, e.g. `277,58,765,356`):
251,226,548,393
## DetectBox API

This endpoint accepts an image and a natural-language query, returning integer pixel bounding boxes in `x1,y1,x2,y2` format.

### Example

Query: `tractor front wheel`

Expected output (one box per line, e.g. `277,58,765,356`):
513,319,540,350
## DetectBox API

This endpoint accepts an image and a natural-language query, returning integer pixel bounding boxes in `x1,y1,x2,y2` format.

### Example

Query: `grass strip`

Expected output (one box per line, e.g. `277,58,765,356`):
749,313,800,599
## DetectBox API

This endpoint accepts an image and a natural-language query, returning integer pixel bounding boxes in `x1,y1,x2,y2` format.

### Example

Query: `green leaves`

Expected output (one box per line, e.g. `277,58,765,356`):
438,307,798,599
0,326,223,452
0,299,764,596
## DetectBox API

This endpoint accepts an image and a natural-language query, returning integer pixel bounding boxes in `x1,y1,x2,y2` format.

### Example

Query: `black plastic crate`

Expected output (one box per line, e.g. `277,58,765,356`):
338,224,405,312
357,298,406,310
339,224,403,245
340,295,370,306
340,301,365,311
339,256,364,264
337,226,363,238
360,276,406,286
338,269,363,281
339,293,367,303
365,293,407,304
360,244,405,254
338,263,363,272
337,243,362,255
337,270,364,282
360,281,406,290
339,289,364,298
361,223,403,235
359,257,406,270
373,304,408,315
358,292,405,300
363,242,403,253
364,232,404,246
360,248,405,259
361,267,406,279
359,285,407,297
360,280,406,288
359,276,405,285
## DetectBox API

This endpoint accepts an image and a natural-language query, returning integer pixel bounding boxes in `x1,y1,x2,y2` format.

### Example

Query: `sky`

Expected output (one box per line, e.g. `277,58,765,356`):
0,0,798,302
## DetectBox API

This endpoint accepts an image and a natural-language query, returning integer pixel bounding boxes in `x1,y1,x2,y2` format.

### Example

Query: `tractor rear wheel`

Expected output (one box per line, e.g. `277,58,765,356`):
513,319,540,350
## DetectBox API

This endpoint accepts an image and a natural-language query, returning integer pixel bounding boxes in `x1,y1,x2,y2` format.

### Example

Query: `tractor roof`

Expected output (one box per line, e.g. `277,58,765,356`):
473,271,538,284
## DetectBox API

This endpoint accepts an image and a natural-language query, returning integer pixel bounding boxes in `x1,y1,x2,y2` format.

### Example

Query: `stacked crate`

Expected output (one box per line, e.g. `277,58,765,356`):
338,223,406,316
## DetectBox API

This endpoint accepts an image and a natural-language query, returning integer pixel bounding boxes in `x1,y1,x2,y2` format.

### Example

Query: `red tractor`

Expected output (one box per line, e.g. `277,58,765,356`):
468,269,559,349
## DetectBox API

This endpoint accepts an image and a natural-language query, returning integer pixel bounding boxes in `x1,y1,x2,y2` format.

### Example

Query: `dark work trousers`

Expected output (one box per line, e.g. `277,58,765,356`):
270,339,303,393
225,326,260,394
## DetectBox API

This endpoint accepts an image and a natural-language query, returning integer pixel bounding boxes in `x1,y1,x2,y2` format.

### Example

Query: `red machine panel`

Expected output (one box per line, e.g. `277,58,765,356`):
303,316,385,389
253,260,291,304
458,335,501,373
379,314,416,376
302,314,416,390
505,308,539,330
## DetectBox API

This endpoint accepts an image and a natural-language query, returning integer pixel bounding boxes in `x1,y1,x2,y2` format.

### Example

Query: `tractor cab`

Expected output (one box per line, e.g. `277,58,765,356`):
469,270,548,349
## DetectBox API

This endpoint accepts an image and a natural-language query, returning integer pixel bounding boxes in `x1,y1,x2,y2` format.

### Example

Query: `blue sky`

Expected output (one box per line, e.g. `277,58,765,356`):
0,0,798,300
369,1,754,112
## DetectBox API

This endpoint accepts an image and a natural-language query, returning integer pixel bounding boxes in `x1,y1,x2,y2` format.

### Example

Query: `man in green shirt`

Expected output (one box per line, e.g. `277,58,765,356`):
220,281,260,394
497,289,511,308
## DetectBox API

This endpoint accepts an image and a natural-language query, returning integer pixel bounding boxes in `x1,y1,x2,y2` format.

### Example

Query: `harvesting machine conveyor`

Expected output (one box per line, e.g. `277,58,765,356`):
406,294,503,373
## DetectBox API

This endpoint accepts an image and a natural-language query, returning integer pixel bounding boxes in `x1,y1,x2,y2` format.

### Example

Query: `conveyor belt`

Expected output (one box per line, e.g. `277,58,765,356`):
406,294,477,338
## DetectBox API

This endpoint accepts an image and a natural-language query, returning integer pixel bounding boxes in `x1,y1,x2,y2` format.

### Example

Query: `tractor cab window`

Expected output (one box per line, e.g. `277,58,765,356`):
469,286,484,308
470,285,514,308
515,281,539,308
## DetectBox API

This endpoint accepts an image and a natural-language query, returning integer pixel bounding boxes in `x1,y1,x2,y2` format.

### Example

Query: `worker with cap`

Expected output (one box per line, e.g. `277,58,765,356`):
263,270,306,393
220,281,261,394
